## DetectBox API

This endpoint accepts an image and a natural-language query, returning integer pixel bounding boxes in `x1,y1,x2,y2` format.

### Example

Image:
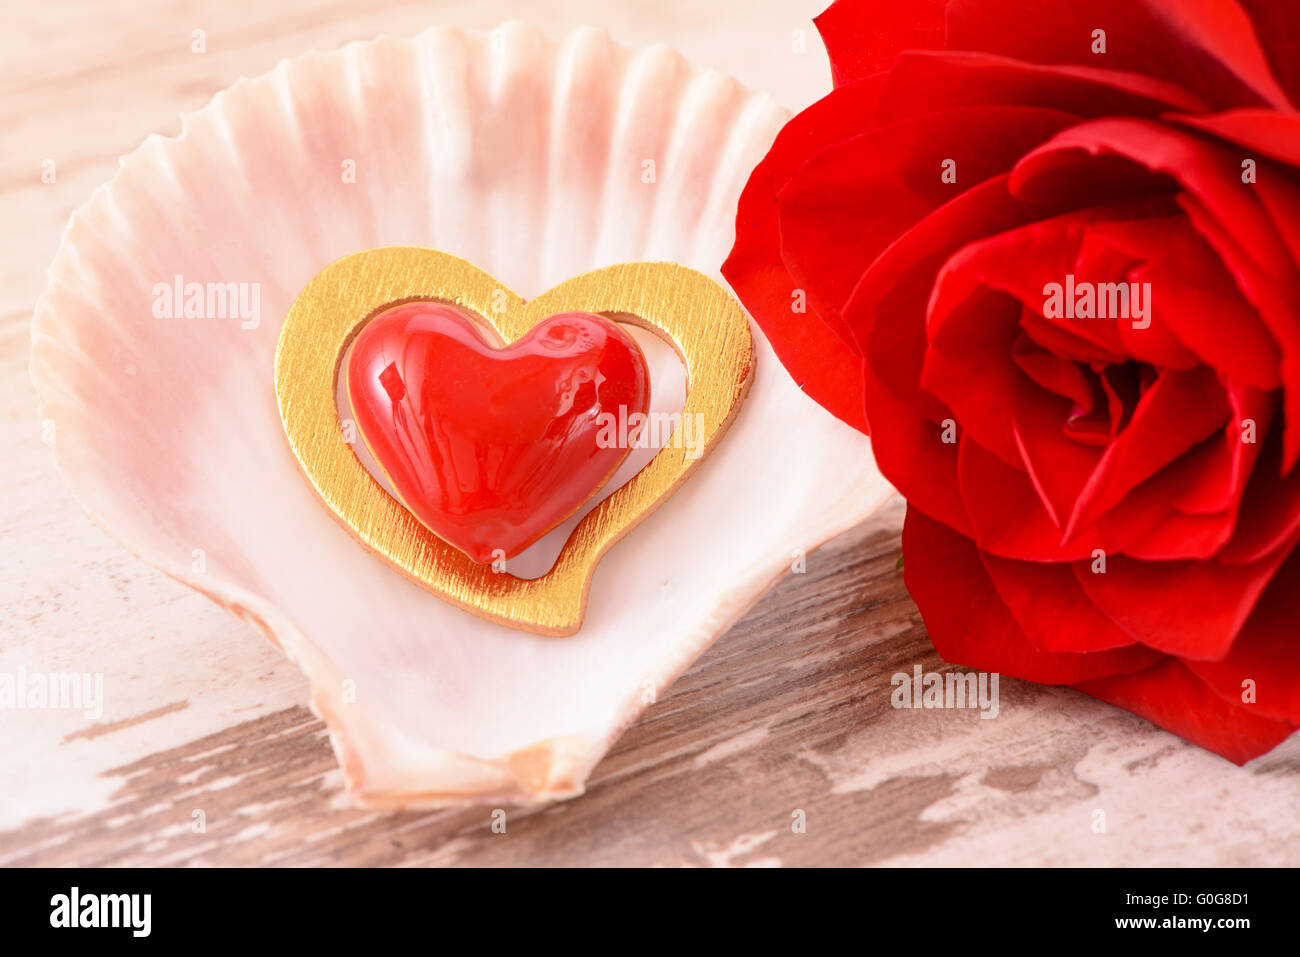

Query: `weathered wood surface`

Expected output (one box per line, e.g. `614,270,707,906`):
2,0,1298,867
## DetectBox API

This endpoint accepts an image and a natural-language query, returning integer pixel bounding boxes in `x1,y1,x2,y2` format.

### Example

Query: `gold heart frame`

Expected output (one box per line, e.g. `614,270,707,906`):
274,247,754,636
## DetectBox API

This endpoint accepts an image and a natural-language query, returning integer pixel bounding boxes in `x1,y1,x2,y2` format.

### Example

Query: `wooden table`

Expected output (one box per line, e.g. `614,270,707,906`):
3,0,1298,867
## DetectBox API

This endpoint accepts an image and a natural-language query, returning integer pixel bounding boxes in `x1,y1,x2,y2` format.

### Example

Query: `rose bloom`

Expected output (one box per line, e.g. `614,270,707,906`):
724,0,1300,762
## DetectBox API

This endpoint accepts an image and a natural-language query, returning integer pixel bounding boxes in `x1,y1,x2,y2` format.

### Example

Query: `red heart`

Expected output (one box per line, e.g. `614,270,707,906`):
346,303,650,564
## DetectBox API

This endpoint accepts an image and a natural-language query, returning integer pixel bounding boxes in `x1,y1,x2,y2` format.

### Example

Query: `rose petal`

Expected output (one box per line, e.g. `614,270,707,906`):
814,0,948,87
981,551,1139,653
777,105,1076,355
1184,545,1300,723
927,202,1197,373
957,434,1100,561
1171,384,1274,515
1064,367,1231,539
879,49,1209,123
722,78,885,433
1091,213,1282,389
1177,192,1300,471
1220,424,1300,563
1011,335,1095,410
1073,658,1296,765
1074,537,1296,659
1014,118,1300,467
1213,0,1300,108
1014,118,1297,280
1175,108,1300,167
947,0,1291,110
1082,389,1273,562
1093,446,1238,560
922,279,1032,467
903,507,1161,682
862,373,973,536
1011,387,1102,529
849,175,1077,428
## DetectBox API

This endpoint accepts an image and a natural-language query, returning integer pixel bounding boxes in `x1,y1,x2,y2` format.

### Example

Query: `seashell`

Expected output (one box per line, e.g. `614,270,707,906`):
29,22,893,806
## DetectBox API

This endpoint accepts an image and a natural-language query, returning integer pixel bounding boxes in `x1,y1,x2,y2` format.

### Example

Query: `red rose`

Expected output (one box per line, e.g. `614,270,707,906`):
724,0,1300,762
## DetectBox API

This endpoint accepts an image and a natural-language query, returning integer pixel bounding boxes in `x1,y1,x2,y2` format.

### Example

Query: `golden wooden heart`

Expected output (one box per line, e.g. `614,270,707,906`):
274,247,754,635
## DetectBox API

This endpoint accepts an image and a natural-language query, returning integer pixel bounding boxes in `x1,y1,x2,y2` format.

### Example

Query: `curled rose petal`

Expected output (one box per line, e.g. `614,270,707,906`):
980,551,1137,654
903,508,1160,682
1073,659,1297,766
814,0,947,87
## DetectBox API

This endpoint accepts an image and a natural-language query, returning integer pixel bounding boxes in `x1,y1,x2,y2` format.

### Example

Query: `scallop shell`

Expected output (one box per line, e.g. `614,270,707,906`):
29,22,892,806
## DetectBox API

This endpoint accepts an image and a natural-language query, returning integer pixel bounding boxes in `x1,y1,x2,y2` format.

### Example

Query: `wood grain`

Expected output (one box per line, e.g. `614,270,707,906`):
2,0,1298,867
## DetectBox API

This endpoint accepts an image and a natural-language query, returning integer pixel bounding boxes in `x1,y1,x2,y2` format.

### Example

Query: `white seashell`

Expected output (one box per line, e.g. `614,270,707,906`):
29,22,892,806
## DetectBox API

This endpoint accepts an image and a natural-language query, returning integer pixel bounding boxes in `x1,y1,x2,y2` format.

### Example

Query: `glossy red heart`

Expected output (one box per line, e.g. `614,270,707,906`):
346,303,650,564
